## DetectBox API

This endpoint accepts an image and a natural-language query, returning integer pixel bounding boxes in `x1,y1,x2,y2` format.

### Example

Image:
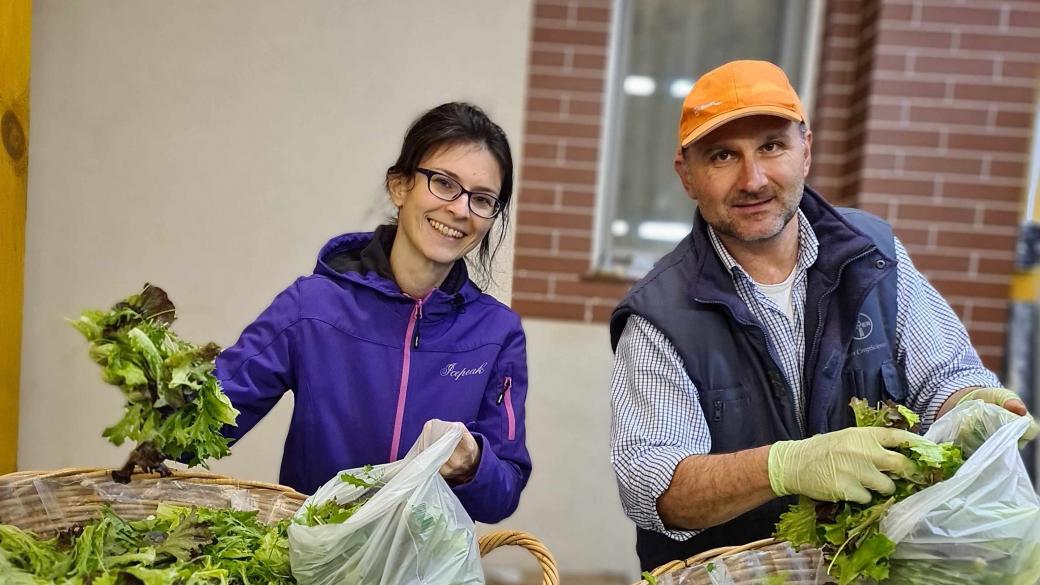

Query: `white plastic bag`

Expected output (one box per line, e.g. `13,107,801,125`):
288,425,484,585
879,401,1040,585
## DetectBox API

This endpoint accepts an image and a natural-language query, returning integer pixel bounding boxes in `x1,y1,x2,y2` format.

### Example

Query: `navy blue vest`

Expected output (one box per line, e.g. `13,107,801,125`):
610,188,905,571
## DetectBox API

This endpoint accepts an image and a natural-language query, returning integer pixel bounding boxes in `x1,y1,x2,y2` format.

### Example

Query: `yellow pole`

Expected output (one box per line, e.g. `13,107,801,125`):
0,0,31,474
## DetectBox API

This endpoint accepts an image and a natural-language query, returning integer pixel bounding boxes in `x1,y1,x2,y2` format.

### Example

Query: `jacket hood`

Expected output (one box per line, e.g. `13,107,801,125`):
313,225,480,315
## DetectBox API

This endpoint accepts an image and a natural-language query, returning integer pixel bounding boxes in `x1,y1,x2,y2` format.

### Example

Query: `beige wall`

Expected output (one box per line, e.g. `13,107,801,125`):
20,0,639,579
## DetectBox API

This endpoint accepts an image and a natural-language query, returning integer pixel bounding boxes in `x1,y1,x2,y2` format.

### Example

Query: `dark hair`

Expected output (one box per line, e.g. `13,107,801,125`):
385,102,514,289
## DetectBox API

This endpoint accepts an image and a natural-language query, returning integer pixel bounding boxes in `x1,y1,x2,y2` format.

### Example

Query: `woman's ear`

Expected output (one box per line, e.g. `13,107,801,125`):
387,173,410,208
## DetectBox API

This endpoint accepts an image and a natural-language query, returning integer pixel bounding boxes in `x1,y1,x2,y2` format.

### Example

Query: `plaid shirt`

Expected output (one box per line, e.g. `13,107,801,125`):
610,210,1001,539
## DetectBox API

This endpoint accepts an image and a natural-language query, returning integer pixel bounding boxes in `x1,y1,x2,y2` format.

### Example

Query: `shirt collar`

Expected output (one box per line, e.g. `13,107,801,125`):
706,209,819,280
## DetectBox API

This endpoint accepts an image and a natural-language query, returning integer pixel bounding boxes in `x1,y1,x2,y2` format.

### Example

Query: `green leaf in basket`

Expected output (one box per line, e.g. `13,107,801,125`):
640,571,658,585
765,573,790,585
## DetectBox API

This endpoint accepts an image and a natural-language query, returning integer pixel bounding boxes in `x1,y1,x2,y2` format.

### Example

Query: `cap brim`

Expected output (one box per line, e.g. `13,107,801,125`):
680,105,804,148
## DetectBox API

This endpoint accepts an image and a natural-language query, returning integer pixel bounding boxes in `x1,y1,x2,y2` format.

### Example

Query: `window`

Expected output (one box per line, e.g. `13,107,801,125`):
595,0,823,277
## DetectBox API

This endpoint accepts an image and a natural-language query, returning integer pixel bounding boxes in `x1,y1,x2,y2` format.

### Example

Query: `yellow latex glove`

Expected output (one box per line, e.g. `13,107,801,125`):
958,387,1040,446
768,427,927,504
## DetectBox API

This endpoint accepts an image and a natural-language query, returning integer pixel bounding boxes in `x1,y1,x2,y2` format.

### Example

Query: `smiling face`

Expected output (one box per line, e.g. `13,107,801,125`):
388,142,501,277
674,115,811,246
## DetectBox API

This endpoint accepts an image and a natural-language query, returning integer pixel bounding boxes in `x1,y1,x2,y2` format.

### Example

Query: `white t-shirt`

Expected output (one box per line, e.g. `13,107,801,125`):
753,267,797,324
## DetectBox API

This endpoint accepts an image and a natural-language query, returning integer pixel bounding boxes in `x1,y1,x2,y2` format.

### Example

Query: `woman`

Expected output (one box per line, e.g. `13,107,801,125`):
216,102,530,523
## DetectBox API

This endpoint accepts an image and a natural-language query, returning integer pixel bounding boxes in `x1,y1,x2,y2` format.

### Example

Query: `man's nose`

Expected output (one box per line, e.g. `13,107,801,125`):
739,159,768,193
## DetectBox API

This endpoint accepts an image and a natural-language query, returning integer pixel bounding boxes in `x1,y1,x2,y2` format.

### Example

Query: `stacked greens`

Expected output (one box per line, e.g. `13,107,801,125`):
773,399,964,584
70,284,239,482
0,479,375,583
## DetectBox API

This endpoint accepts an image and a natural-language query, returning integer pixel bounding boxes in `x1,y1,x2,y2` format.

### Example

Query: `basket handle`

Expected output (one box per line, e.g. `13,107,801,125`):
478,529,560,585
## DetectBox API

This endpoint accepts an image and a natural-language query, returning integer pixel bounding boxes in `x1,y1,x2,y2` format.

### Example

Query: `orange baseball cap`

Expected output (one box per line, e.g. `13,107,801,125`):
677,60,808,149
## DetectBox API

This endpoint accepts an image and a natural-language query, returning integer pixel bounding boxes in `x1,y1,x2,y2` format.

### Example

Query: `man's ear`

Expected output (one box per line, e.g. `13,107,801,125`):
674,147,698,201
387,173,410,208
802,130,813,178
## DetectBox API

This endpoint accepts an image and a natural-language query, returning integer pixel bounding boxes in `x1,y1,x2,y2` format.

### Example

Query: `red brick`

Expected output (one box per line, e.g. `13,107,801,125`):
1002,60,1040,80
513,276,552,294
897,202,976,223
902,155,983,175
934,230,1016,252
979,353,1001,372
876,28,954,49
513,253,590,274
591,303,619,322
960,32,1039,53
517,187,555,206
907,105,988,126
527,96,564,116
873,53,908,73
943,182,1021,203
568,99,603,117
930,278,1009,300
981,206,1021,228
867,128,941,148
532,27,608,47
523,141,559,160
907,252,972,273
512,298,586,320
873,78,947,99
947,132,1028,153
563,144,598,162
879,3,913,21
972,304,1009,324
523,164,597,185
560,189,596,208
897,230,933,249
1008,7,1040,28
576,6,610,22
529,73,605,93
572,53,607,70
913,55,993,76
517,208,593,230
966,329,1009,350
533,4,569,20
954,83,1034,104
975,256,1016,277
515,230,553,250
920,5,1001,26
554,279,631,298
530,49,566,68
867,104,903,122
821,67,856,86
994,110,1031,129
988,160,1026,180
527,119,601,140
856,174,940,195
558,234,592,252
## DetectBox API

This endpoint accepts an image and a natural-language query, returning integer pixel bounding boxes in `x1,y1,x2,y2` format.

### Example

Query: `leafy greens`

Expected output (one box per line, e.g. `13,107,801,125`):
70,284,239,482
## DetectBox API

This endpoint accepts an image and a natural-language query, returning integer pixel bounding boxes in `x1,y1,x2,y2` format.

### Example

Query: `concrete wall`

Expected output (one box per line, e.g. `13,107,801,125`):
19,1,639,579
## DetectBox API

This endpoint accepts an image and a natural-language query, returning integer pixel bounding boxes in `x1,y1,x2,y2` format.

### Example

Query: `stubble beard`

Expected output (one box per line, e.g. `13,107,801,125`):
712,179,804,244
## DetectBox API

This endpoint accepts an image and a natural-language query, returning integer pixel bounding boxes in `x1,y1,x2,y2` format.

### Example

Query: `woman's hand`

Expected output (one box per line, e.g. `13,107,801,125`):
417,419,481,483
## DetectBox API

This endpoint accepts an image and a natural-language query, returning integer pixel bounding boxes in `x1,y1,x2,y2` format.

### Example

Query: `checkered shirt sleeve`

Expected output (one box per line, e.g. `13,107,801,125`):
611,314,708,540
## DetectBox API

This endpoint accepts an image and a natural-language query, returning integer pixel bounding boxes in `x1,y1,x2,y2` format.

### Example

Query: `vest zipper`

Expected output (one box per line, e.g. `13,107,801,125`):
389,293,430,461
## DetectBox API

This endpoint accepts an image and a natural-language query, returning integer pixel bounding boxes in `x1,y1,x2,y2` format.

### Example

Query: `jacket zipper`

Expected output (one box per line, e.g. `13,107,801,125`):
389,293,429,461
496,376,516,441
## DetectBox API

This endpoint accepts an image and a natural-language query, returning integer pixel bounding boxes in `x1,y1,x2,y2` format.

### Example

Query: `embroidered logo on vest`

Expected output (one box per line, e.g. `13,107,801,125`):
440,362,487,381
853,313,874,340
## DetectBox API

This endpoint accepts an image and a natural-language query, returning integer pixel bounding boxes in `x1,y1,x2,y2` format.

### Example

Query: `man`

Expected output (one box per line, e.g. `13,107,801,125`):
608,60,1039,571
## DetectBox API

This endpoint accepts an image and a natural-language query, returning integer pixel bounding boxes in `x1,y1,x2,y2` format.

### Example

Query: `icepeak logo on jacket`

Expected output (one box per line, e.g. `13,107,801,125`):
440,362,488,380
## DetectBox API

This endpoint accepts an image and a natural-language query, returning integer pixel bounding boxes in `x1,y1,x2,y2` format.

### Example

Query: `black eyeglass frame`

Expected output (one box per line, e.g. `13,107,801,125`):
415,167,504,219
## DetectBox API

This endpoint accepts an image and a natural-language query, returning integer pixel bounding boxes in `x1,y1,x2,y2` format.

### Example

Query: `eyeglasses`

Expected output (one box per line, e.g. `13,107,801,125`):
415,167,503,219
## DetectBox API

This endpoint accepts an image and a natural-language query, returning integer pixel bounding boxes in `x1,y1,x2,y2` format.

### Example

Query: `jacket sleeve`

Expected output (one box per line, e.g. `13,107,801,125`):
215,280,301,444
452,321,532,523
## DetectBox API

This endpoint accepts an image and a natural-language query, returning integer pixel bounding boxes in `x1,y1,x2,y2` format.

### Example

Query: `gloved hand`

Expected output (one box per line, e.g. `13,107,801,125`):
957,387,1040,447
416,419,481,483
768,427,929,504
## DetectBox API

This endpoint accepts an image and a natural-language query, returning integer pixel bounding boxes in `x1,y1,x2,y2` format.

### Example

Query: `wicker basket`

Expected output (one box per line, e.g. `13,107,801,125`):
631,538,832,585
0,467,559,585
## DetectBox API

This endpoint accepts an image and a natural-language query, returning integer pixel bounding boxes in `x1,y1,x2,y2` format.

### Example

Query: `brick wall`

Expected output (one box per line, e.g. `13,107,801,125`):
512,0,1040,371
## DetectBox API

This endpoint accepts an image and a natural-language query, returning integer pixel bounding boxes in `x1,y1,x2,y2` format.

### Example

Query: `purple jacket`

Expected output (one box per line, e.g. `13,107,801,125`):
216,227,531,523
